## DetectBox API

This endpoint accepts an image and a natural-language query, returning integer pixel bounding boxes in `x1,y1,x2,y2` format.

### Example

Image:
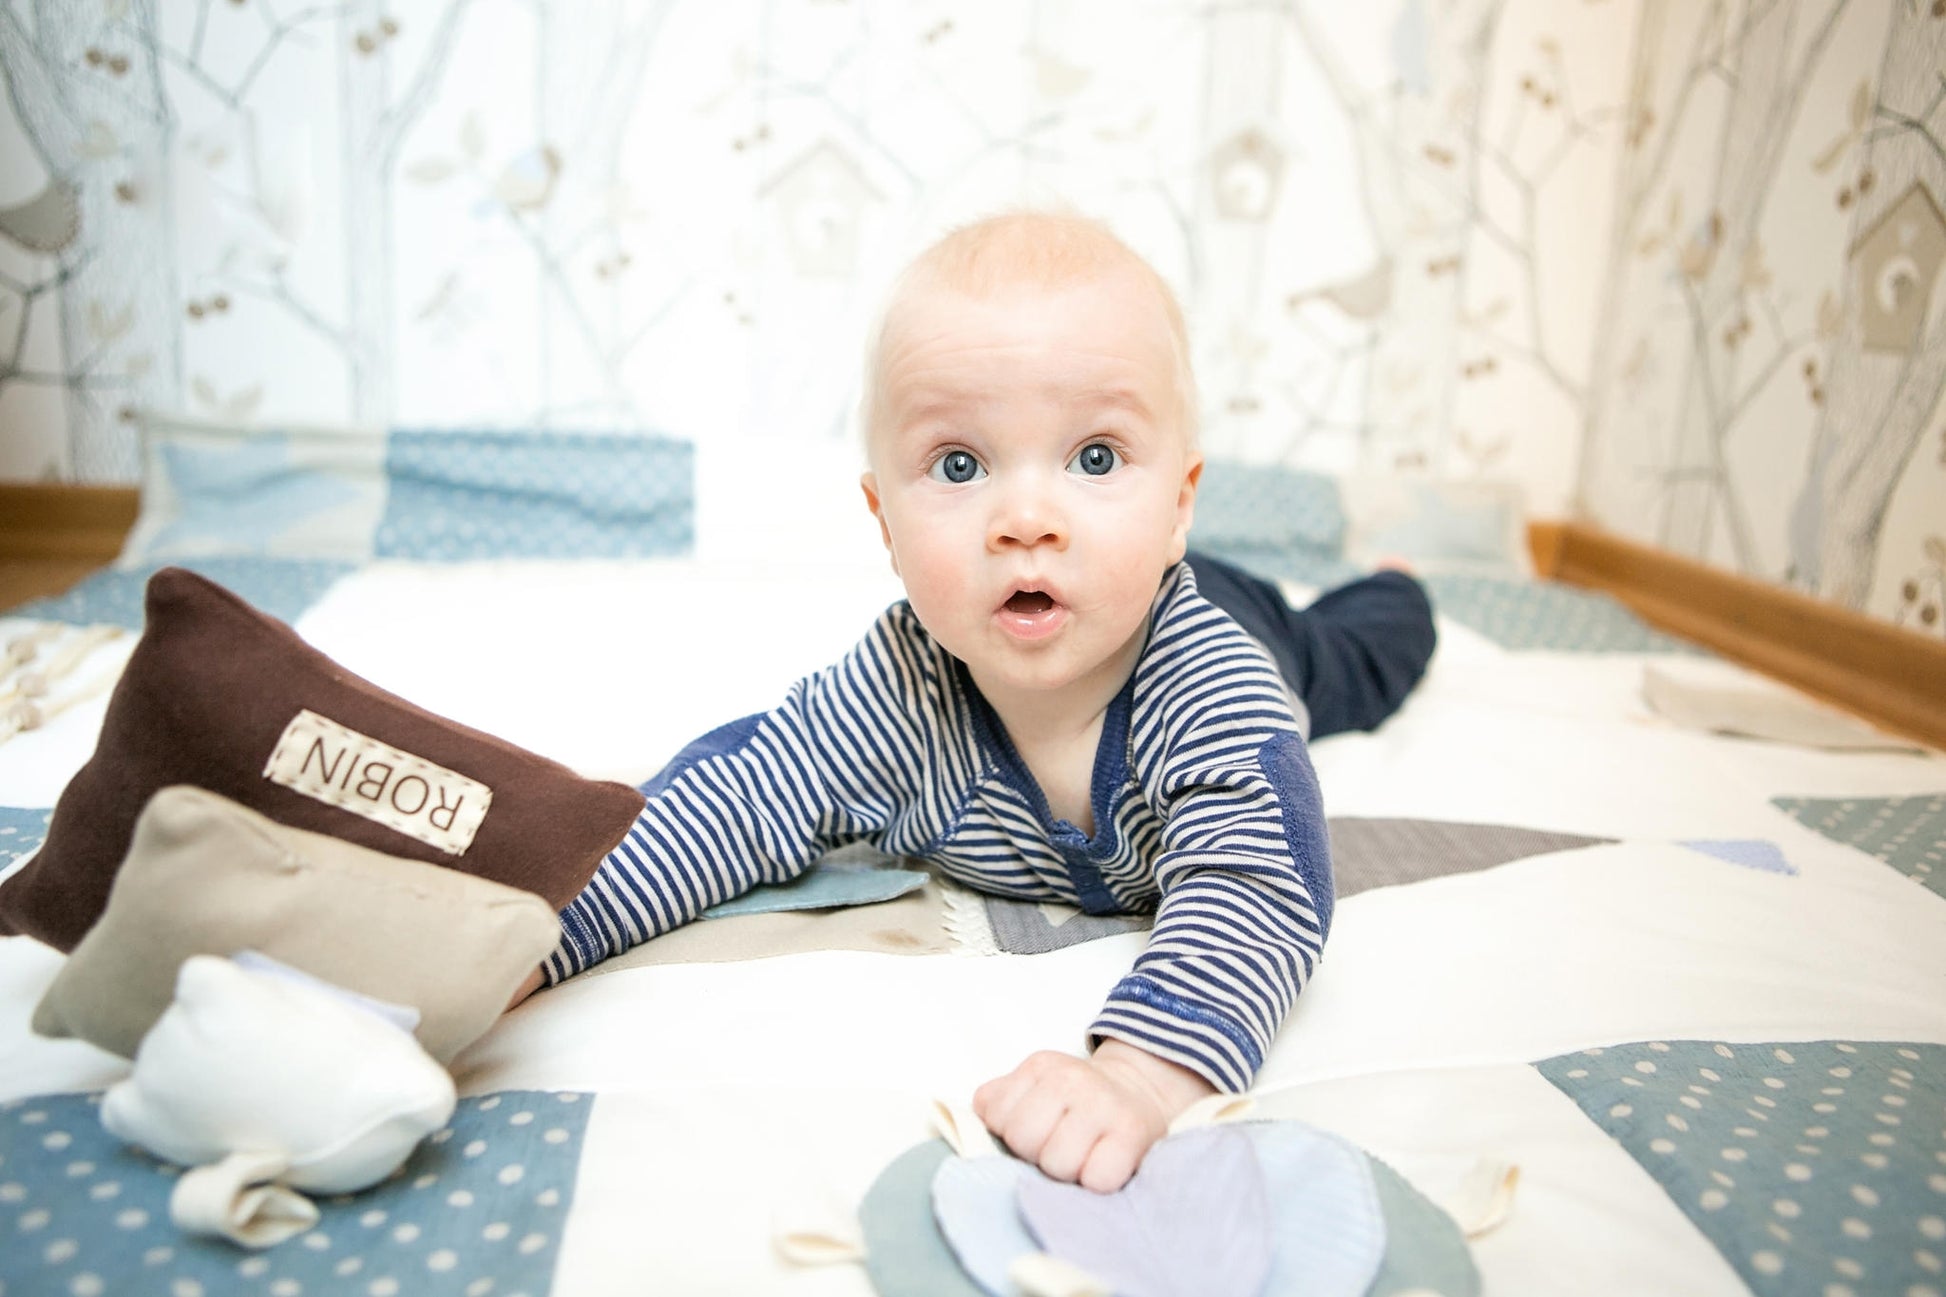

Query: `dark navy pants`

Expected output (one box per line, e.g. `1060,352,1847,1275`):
1186,551,1437,741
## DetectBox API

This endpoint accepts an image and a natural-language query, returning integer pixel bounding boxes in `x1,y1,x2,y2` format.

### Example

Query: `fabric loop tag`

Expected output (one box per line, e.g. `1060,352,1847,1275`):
1449,1159,1520,1238
931,1098,1000,1159
170,1149,319,1249
772,1193,867,1267
1167,1091,1255,1134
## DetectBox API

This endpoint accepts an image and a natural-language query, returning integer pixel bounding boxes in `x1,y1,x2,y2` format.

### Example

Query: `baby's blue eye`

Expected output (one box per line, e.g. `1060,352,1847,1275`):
930,450,986,483
1069,443,1120,476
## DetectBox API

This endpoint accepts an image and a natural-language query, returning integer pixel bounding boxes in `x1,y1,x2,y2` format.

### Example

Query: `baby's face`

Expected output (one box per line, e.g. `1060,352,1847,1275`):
861,272,1200,707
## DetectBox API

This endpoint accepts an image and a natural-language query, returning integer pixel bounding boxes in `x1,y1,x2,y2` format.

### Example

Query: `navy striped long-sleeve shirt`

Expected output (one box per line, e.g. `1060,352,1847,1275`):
547,562,1332,1093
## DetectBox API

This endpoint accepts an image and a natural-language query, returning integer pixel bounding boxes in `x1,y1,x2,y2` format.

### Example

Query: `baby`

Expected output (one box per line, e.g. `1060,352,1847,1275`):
516,210,1436,1191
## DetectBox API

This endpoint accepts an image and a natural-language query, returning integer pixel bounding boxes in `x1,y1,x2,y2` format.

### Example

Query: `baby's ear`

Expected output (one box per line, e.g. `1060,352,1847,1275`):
859,473,900,574
1168,455,1203,562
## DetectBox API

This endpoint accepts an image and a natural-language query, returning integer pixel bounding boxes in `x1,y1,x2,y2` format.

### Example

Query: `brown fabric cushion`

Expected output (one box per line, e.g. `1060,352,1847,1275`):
0,565,644,951
33,785,562,1062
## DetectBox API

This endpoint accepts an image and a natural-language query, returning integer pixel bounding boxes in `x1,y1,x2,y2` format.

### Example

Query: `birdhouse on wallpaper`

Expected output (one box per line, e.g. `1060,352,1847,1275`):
1210,128,1285,223
759,140,883,278
1849,181,1946,353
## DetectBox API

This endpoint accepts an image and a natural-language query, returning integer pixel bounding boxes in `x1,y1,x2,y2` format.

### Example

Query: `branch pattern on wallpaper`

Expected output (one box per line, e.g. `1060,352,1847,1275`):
0,0,1939,637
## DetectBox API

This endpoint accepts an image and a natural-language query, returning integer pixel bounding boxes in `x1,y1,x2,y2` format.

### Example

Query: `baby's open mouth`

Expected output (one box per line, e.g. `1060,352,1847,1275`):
1005,590,1055,615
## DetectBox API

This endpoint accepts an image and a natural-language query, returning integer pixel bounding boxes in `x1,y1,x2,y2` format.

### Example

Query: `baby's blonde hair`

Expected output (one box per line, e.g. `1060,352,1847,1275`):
864,209,1199,444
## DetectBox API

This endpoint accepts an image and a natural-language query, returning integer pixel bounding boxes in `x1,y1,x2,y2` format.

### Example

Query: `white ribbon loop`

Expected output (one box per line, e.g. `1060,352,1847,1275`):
170,1150,319,1249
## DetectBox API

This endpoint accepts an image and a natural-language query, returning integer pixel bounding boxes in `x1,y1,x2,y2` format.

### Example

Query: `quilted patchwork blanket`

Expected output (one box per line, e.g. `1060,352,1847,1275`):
1,543,1941,1297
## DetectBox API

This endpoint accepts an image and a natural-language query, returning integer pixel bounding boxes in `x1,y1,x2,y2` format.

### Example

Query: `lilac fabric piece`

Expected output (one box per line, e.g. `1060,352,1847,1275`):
1677,838,1797,876
927,1123,1388,1297
1014,1126,1273,1297
930,1155,1037,1297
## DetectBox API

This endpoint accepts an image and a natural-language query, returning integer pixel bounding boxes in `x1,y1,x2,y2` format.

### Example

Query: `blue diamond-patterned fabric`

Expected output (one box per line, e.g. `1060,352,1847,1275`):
1189,542,1365,592
0,1090,593,1297
376,429,694,561
1190,460,1347,559
1422,572,1703,652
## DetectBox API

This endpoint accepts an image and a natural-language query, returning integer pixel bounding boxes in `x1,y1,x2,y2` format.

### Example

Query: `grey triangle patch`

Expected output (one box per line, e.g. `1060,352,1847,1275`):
1330,817,1614,897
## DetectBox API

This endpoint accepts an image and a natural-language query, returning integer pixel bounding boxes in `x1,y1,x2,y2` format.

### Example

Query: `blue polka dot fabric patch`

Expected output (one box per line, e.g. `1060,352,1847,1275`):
0,1090,593,1297
376,429,694,561
1772,794,1946,900
1537,1040,1946,1297
0,807,51,874
14,559,358,630
1421,573,1703,653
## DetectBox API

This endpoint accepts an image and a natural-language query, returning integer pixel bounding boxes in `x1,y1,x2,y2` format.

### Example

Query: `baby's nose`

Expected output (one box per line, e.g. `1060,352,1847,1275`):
988,481,1067,549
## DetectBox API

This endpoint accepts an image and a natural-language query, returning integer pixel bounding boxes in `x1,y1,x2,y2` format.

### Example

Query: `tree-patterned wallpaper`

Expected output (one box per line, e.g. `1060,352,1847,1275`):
0,0,1940,638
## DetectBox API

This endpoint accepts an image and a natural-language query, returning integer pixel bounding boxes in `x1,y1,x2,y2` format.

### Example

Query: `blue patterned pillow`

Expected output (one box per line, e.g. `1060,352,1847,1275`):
376,429,692,561
1190,459,1346,560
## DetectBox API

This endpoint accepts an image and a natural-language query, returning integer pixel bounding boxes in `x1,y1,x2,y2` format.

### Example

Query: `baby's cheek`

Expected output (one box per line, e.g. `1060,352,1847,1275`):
897,556,977,638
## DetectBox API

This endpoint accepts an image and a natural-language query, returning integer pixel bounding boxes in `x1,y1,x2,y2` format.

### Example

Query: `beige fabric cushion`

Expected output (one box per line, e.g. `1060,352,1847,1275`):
32,785,560,1063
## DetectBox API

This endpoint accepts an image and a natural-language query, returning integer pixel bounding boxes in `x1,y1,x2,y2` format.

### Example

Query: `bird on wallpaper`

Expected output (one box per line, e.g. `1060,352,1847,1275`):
146,435,363,556
489,146,562,215
1288,258,1394,321
0,178,81,254
1031,48,1092,100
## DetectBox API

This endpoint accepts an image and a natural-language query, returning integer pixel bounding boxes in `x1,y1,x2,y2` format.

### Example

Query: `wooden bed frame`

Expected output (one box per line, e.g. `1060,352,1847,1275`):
1529,521,1946,752
3,484,1941,751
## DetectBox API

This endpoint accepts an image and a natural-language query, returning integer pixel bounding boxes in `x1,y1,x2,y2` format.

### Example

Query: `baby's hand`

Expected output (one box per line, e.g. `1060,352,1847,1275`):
972,1040,1216,1193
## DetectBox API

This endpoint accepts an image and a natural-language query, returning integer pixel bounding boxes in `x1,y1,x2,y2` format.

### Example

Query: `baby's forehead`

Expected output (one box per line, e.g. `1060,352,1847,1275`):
893,260,1165,316
877,267,1179,363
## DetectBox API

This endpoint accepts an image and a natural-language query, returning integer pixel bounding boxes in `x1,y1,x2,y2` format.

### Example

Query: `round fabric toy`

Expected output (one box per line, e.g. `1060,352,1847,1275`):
860,1120,1480,1297
100,953,457,1247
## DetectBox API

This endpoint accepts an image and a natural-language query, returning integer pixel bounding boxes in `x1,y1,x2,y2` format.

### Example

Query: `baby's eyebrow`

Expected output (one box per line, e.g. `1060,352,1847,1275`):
889,390,982,426
1067,384,1158,422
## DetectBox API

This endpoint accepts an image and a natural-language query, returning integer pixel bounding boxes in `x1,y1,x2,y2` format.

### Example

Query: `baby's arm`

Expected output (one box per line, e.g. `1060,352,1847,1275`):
974,1041,1214,1192
506,965,545,1010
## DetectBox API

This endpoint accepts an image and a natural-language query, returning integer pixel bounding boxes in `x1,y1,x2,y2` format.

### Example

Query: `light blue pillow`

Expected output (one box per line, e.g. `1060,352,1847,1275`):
118,417,696,566
1341,474,1530,575
120,414,389,565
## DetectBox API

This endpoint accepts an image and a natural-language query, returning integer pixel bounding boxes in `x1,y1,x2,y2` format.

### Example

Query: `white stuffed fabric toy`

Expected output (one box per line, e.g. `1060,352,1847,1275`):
101,953,457,1247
